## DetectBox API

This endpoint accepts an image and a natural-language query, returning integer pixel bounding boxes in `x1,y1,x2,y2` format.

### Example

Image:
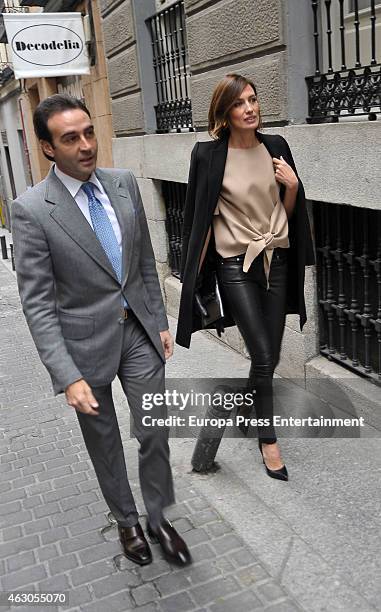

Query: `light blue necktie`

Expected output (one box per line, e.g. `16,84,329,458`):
82,182,128,308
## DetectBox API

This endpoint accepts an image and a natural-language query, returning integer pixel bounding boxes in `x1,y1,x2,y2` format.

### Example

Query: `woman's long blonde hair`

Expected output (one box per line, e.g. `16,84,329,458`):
208,73,262,140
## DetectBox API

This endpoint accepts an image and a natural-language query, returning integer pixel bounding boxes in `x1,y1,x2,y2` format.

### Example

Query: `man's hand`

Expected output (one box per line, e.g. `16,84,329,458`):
160,330,174,360
65,379,99,416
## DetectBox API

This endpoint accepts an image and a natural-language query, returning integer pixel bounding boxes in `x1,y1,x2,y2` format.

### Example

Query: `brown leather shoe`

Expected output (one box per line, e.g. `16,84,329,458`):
118,522,152,566
147,519,192,566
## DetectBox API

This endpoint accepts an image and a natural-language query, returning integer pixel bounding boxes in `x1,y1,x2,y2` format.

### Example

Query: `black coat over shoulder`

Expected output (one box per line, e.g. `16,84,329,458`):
175,131,315,349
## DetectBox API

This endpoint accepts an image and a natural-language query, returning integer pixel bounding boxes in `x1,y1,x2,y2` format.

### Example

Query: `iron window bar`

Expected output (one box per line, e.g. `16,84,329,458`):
306,0,381,122
314,202,381,385
162,180,187,277
146,0,193,133
0,0,30,43
0,38,12,64
0,61,13,84
2,0,30,11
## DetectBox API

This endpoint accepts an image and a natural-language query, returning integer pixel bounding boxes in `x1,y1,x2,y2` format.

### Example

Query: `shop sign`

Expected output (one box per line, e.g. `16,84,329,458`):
3,13,90,79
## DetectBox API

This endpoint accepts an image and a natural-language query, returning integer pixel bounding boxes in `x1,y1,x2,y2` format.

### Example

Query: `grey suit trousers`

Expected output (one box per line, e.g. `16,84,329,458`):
76,312,174,528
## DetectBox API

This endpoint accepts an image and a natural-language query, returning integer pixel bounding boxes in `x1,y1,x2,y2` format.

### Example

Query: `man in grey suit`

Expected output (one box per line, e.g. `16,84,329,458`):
11,94,191,567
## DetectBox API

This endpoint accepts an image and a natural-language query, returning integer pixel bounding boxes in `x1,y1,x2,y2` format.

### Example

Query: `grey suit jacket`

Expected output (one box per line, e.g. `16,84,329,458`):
11,167,168,395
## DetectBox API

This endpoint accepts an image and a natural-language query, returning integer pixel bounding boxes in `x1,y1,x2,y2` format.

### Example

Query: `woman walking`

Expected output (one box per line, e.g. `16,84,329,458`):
176,73,315,480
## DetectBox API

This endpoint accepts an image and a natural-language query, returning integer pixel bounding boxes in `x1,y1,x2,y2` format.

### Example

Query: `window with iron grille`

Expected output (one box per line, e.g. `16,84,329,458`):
146,0,193,133
313,202,381,385
162,180,187,277
306,0,381,122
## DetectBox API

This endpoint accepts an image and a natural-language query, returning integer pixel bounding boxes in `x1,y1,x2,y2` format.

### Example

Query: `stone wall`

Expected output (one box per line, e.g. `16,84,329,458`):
185,0,287,127
100,0,140,136
112,121,381,377
100,0,381,385
100,0,157,137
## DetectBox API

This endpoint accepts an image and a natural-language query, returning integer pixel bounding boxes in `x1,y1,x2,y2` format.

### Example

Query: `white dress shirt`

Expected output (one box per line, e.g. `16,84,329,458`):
54,165,122,253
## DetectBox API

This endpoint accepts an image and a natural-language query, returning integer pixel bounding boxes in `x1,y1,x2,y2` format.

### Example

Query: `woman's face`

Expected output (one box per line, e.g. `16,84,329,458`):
227,84,260,133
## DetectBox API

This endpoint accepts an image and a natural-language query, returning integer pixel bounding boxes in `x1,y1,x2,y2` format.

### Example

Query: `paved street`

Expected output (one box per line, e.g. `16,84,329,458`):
0,234,381,612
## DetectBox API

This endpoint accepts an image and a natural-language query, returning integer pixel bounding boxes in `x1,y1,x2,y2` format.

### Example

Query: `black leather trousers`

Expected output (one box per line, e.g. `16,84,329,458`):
217,248,288,443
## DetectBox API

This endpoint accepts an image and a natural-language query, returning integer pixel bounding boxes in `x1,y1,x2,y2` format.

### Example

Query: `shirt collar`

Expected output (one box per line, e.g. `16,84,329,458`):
54,165,104,199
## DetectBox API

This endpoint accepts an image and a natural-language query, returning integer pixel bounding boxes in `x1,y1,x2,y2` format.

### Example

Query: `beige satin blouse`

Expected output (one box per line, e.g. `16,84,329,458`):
213,142,289,287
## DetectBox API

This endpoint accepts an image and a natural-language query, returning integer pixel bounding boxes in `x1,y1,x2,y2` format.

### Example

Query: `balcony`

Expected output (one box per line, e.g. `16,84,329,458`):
306,0,381,122
19,0,49,6
0,62,13,84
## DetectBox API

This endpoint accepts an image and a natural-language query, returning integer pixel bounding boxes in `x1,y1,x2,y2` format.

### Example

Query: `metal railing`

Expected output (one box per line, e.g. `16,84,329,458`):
306,0,381,122
0,61,13,84
146,0,193,133
162,179,187,277
0,0,30,44
1,0,29,12
314,202,381,385
19,0,48,6
0,40,13,82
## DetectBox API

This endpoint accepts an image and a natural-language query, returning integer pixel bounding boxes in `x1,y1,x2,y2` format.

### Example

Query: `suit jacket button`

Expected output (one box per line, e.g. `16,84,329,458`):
118,317,124,324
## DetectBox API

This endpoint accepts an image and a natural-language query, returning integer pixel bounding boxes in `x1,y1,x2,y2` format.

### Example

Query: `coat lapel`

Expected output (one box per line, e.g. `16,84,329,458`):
47,168,119,282
47,167,136,286
207,137,229,218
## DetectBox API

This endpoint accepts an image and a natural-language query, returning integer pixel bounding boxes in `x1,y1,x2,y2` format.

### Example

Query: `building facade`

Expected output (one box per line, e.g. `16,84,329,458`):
0,0,113,203
1,0,379,419
100,0,381,421
0,1,32,227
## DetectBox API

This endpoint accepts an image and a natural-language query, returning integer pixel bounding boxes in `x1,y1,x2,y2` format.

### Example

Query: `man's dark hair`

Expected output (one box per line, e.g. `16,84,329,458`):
33,94,91,160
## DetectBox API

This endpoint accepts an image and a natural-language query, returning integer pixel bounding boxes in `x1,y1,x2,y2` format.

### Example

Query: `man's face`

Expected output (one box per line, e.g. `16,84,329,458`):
41,108,98,181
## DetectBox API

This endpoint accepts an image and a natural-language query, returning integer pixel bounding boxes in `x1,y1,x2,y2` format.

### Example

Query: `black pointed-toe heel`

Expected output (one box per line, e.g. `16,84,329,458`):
258,441,288,481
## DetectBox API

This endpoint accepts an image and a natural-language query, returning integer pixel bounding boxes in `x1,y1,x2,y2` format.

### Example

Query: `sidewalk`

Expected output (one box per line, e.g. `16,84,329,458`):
0,245,380,612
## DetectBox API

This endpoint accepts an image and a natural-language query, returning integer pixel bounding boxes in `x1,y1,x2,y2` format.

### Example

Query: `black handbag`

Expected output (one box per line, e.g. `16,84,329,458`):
194,272,225,336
